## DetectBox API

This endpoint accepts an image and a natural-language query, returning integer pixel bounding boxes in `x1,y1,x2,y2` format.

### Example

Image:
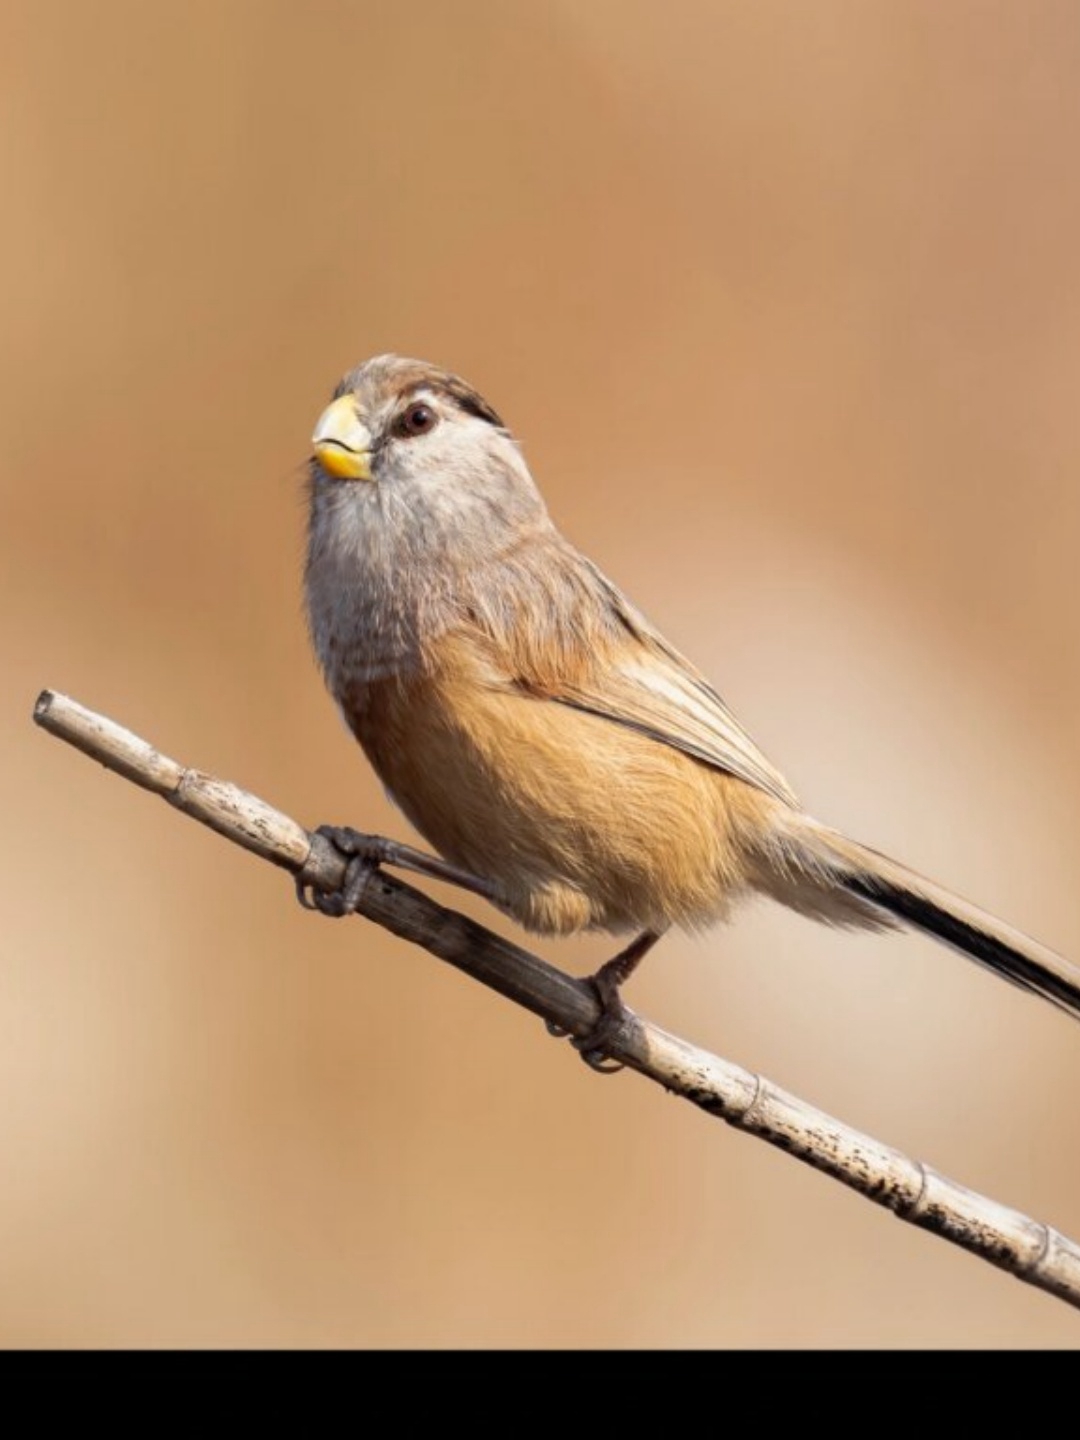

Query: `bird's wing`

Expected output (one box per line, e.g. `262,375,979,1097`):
517,559,799,807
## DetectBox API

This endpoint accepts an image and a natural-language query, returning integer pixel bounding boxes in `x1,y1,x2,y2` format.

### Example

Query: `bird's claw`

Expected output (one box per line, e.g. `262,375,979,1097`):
313,825,384,866
294,875,320,911
572,1038,625,1074
297,846,379,918
545,974,628,1074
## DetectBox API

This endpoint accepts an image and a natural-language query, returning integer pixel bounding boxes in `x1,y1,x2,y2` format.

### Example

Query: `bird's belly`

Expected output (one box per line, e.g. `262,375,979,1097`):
343,664,772,937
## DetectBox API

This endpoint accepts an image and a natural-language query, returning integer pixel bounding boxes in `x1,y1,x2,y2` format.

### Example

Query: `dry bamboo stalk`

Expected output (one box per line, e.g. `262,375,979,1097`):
33,687,1080,1313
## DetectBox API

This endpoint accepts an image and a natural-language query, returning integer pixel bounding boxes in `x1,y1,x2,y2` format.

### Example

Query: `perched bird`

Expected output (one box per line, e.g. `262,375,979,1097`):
303,353,1080,1059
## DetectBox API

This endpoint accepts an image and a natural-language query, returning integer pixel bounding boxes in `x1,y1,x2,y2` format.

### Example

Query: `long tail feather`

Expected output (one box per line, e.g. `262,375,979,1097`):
767,813,1080,1021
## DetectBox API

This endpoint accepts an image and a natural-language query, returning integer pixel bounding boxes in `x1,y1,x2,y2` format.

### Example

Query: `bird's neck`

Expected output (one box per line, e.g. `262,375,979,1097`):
305,527,439,690
305,487,559,693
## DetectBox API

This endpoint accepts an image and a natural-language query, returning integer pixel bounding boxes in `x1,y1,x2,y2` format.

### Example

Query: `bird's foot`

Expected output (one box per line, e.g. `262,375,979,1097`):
548,929,663,1074
296,824,497,915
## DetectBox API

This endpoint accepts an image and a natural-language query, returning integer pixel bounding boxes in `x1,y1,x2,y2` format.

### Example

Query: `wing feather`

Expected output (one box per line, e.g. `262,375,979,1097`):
493,551,798,807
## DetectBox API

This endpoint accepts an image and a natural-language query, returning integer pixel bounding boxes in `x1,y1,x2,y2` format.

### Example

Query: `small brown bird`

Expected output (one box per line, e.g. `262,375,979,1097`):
303,353,1080,1059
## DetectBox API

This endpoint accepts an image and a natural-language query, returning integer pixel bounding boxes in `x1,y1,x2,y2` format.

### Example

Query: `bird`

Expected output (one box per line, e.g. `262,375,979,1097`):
301,352,1080,1062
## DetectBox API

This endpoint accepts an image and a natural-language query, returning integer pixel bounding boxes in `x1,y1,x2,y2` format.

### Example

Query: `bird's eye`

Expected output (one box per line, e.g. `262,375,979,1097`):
398,402,438,438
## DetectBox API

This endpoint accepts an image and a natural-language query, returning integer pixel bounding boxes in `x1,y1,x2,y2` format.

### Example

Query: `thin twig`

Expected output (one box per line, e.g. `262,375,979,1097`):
32,687,1080,1313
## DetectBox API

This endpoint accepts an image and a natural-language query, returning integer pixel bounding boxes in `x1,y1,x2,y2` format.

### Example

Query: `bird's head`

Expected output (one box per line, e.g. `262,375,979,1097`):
308,355,549,561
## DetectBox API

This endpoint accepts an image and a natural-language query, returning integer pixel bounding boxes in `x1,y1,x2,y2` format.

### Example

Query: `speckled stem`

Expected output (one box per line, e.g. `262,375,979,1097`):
33,687,1080,1314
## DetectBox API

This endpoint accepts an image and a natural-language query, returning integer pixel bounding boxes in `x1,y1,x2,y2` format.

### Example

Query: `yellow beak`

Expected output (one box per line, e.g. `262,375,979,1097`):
312,396,374,481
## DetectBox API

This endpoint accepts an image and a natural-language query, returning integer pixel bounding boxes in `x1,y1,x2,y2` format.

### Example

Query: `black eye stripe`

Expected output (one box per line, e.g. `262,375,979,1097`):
452,392,504,428
392,381,505,439
442,381,505,429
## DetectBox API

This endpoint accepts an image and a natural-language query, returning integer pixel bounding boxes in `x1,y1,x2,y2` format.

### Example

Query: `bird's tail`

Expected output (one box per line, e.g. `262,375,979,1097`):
751,810,1080,1022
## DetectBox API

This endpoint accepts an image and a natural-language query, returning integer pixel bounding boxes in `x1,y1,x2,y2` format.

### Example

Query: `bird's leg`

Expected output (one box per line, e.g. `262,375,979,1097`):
297,824,498,916
301,830,660,1075
550,929,665,1074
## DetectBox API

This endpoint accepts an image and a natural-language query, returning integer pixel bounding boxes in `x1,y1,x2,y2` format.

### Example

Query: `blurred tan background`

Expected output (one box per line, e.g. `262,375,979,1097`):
3,0,1080,1347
